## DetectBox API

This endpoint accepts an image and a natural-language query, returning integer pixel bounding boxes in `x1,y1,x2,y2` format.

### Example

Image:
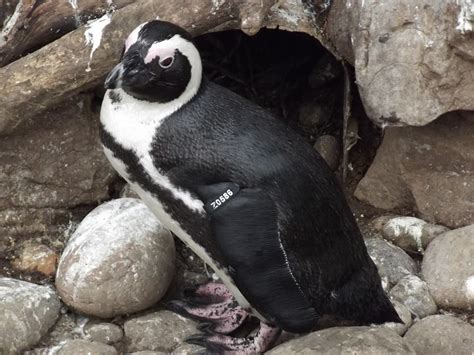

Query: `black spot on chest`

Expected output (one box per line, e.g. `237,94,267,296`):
109,90,122,104
99,124,226,265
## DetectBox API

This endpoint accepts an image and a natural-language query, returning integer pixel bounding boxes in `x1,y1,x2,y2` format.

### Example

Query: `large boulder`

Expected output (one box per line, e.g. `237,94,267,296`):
268,326,415,354
421,224,474,311
404,315,474,354
327,0,474,126
355,111,474,228
0,278,61,353
56,198,175,318
0,94,115,241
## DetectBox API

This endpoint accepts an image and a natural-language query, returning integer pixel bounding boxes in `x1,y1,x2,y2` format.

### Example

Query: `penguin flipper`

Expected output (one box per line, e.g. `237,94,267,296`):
195,183,318,333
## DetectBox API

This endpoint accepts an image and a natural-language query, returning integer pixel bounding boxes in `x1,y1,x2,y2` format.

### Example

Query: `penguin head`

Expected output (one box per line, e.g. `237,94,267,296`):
105,20,202,103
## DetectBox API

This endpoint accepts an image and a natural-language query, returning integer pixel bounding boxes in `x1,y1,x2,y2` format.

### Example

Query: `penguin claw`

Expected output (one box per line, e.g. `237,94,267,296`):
197,322,215,334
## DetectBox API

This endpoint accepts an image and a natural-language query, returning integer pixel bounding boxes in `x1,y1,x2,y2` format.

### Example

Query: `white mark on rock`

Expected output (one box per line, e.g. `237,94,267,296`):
465,275,474,300
456,0,474,33
211,0,225,15
386,216,426,253
84,13,112,72
67,0,82,26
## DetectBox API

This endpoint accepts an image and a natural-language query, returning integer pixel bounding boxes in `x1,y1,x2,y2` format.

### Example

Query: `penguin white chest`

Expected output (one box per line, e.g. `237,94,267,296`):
100,89,260,317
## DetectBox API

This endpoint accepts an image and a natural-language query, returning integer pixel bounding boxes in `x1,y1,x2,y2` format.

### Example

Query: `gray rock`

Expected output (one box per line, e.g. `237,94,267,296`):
0,94,115,241
124,310,198,353
404,315,474,354
380,300,413,336
422,224,474,311
11,242,59,277
84,322,123,345
389,275,437,319
298,99,331,129
327,0,474,126
57,339,118,355
378,216,448,253
365,238,418,291
268,326,415,354
172,343,204,354
0,278,61,353
56,198,175,318
314,135,340,171
128,352,167,355
120,184,140,199
355,112,474,229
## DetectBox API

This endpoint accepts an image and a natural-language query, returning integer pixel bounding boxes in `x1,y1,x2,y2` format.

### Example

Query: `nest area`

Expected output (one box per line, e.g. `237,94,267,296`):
195,29,345,144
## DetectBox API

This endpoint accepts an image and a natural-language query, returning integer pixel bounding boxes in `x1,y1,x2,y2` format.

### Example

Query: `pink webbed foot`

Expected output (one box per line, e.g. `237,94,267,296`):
186,322,281,354
168,282,249,334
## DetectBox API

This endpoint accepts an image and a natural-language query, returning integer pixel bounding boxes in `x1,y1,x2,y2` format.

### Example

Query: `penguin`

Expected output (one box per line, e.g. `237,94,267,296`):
100,20,401,354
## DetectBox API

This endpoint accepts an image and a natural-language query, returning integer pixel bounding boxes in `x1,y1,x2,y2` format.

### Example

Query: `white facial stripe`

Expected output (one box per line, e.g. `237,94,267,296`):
144,41,176,64
124,22,146,53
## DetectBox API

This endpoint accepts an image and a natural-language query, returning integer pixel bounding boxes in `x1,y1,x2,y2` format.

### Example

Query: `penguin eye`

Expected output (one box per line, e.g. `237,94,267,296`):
159,56,174,69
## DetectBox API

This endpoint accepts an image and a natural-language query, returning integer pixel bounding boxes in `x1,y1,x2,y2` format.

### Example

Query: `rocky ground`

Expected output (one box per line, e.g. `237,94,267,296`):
1,11,474,354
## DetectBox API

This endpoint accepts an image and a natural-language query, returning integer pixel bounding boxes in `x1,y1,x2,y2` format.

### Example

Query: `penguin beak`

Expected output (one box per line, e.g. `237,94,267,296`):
104,63,124,89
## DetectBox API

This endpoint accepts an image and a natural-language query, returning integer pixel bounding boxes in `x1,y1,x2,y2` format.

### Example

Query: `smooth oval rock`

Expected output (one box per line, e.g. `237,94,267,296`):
404,315,474,354
0,278,61,353
268,326,415,354
365,238,418,290
56,198,175,318
124,310,198,353
389,275,437,319
422,224,474,311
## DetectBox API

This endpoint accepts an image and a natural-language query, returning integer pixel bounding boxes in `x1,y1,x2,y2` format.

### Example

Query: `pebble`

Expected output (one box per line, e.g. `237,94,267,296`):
389,275,437,318
84,321,123,344
313,135,340,170
0,278,61,353
56,198,175,318
124,310,199,353
11,242,58,277
380,300,413,336
422,224,474,311
404,315,474,354
56,339,118,355
268,326,415,354
375,216,448,253
364,238,418,291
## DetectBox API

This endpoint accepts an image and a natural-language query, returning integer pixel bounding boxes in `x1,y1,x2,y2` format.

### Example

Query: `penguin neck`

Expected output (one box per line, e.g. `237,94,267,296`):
100,67,204,154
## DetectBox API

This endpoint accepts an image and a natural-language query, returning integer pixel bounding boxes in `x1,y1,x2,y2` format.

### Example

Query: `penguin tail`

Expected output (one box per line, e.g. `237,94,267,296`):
328,262,402,325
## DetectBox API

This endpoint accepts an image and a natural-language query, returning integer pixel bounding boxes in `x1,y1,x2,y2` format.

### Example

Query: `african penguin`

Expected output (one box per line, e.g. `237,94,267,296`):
100,20,401,354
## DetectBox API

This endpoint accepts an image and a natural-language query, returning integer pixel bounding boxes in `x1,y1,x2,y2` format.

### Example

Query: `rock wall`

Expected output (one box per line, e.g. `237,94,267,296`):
327,0,474,126
0,94,116,242
355,111,474,228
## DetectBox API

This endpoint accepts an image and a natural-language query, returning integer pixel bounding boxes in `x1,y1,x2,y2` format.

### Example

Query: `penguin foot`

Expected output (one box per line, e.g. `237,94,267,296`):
168,298,248,334
186,322,281,354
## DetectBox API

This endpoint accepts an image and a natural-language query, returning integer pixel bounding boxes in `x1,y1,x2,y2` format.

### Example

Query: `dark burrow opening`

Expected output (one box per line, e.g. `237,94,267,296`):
195,28,344,143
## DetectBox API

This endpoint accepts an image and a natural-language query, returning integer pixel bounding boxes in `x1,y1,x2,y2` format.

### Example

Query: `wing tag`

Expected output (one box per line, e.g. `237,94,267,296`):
204,186,240,214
